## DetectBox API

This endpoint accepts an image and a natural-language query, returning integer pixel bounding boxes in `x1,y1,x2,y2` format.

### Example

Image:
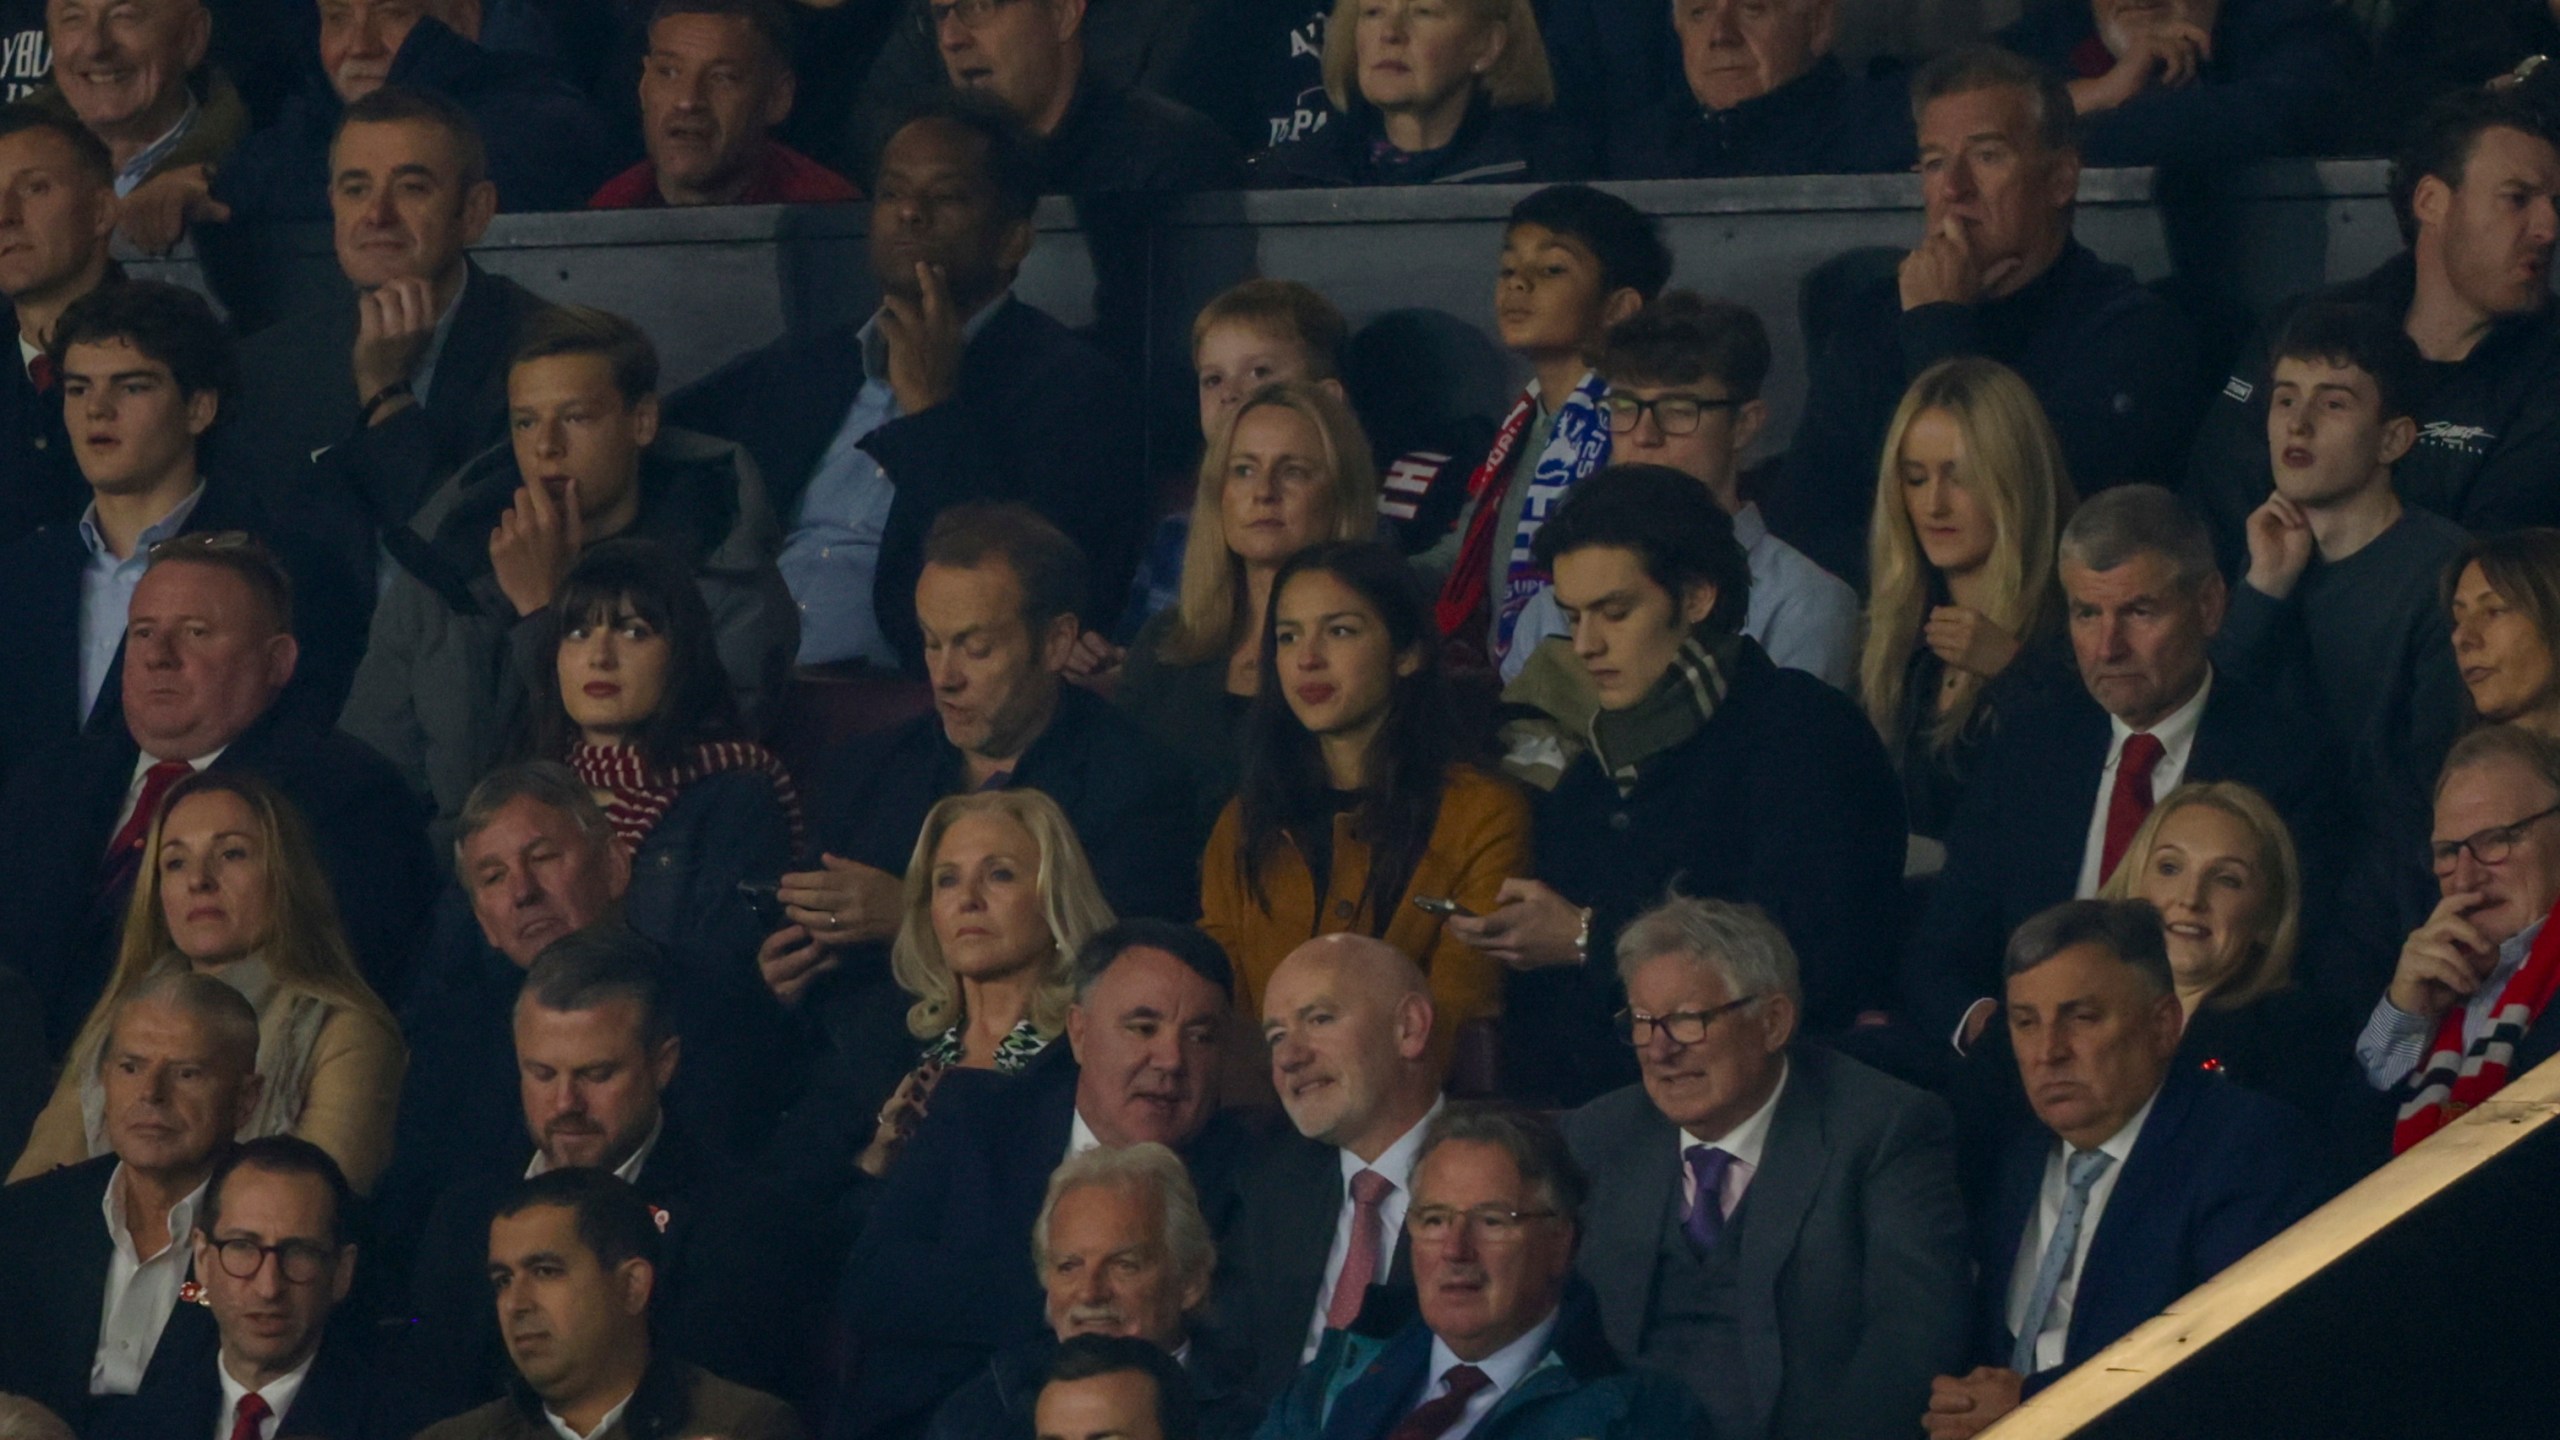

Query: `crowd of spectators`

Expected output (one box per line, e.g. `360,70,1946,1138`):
2,0,2560,1437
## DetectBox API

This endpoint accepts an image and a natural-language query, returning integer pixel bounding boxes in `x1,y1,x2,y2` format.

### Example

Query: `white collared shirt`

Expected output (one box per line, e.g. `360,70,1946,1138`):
112,746,225,839
1065,1108,1102,1163
19,332,40,380
1674,1059,1789,1223
1301,1098,1444,1360
214,1348,316,1440
1416,1307,1563,1440
2074,669,2214,897
544,1389,634,1440
2003,1091,2156,1374
2358,919,2544,1089
527,1115,663,1184
92,1163,208,1395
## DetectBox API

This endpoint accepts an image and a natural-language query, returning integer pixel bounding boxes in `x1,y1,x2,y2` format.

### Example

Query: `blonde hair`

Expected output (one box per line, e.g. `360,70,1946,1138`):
890,789,1117,1042
2098,781,2302,1010
1320,0,1556,114
1159,381,1380,668
70,772,394,1067
1859,357,2074,759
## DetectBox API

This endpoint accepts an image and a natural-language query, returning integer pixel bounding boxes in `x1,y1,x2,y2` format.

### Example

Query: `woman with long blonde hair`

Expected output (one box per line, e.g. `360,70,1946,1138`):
8,771,405,1191
1858,357,2076,837
1121,381,1380,821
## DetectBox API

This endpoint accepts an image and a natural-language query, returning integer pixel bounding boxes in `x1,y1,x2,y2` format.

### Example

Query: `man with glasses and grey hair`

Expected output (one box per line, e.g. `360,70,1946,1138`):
1562,896,1967,1440
2361,725,2560,1156
928,1142,1254,1440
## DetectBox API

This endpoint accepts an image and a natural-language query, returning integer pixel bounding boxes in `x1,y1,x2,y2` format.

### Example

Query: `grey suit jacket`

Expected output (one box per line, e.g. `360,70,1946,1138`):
1560,1044,1971,1440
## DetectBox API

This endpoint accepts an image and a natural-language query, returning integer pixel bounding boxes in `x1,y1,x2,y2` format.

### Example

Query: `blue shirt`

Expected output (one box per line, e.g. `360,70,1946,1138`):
112,95,198,196
778,293,1008,667
78,484,205,721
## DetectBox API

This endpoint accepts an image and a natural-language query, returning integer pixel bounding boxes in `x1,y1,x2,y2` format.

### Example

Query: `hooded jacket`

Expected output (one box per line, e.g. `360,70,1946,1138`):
340,425,797,826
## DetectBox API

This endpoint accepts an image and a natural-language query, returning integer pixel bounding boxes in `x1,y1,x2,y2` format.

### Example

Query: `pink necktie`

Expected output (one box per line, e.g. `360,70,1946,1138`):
1326,1168,1393,1331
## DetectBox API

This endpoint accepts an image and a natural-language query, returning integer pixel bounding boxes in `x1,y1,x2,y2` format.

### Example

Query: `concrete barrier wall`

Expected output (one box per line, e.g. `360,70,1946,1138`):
134,159,2405,469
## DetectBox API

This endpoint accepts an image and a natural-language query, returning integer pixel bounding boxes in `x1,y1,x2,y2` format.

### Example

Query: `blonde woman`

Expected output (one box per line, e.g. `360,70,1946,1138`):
1858,356,2077,838
770,788,1114,1205
8,772,406,1192
1251,0,1587,186
2102,781,2360,1131
1121,381,1381,821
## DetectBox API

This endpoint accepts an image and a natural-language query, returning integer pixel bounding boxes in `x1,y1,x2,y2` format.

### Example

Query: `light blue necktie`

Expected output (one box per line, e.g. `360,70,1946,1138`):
2011,1148,2115,1375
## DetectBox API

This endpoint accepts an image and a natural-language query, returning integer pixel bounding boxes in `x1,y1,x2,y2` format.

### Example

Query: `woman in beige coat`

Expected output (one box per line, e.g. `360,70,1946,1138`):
8,771,406,1192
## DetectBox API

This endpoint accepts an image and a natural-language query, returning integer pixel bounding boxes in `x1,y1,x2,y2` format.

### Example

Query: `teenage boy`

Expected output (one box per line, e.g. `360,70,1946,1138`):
0,281,362,779
1506,290,1858,689
2213,298,2469,941
1425,184,1673,673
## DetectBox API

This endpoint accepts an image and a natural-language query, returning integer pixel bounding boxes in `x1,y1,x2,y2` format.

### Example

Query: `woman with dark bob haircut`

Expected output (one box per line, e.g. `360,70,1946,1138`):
531,537,803,979
1201,540,1530,1058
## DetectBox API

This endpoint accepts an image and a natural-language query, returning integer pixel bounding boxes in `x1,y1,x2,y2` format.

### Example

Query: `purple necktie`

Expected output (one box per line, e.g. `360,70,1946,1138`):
1683,1144,1733,1253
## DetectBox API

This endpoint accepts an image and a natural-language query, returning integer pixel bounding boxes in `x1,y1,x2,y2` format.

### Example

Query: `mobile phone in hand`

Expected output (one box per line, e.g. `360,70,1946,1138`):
1412,895,1476,919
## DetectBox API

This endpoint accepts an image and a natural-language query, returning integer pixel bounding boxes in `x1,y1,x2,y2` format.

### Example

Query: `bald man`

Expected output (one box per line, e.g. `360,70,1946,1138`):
1218,936,1444,1407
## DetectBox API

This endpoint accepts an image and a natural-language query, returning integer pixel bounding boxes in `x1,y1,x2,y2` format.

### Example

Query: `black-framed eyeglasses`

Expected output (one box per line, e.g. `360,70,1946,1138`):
1406,1205,1561,1244
207,1235,338,1284
916,0,1026,35
1613,995,1762,1047
1599,393,1741,437
2430,802,2560,874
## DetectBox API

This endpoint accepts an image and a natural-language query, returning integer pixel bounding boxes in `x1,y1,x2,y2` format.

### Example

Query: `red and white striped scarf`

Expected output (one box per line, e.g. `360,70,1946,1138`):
566,741,806,859
2393,897,2560,1154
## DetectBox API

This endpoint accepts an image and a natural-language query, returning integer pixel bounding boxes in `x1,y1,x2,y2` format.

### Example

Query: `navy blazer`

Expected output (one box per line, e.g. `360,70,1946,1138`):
0,297,84,550
1213,1128,1420,1410
0,1154,160,1430
665,294,1146,672
1900,672,2349,1044
1977,1069,2331,1394
104,1305,406,1440
832,1046,1257,1439
0,474,370,785
0,706,435,1055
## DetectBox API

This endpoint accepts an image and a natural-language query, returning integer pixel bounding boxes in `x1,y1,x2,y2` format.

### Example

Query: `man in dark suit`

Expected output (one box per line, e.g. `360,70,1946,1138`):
403,926,813,1421
755,505,1200,1046
1257,1105,1706,1440
105,1136,404,1440
0,105,114,549
1564,897,1971,1440
1220,935,1441,1408
219,85,554,585
927,1142,1256,1440
832,920,1255,1440
0,973,260,1433
665,94,1148,674
1901,484,2349,1064
411,1169,806,1440
0,536,435,1053
1923,899,2328,1439
0,280,366,781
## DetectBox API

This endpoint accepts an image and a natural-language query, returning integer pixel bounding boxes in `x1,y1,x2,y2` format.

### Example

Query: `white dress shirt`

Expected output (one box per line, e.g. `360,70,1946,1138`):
2358,919,2543,1089
527,1116,663,1183
2073,670,2213,898
1675,1060,1789,1222
112,747,224,838
1066,1108,1102,1162
2003,1093,2155,1374
545,1390,633,1440
1416,1308,1563,1440
1301,1099,1443,1360
215,1349,316,1440
93,1164,209,1395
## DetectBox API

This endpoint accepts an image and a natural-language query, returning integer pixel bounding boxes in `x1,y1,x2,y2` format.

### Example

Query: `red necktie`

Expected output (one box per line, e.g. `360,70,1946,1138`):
27,352,56,394
1325,1169,1393,1332
1387,1364,1492,1440
102,760,194,880
2099,731,2167,884
228,1392,271,1440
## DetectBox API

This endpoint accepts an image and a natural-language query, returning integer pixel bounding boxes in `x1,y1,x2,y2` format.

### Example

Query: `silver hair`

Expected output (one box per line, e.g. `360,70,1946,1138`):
105,970,260,1079
0,1395,75,1440
1031,1142,1216,1313
1613,895,1803,1009
2059,484,2218,595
